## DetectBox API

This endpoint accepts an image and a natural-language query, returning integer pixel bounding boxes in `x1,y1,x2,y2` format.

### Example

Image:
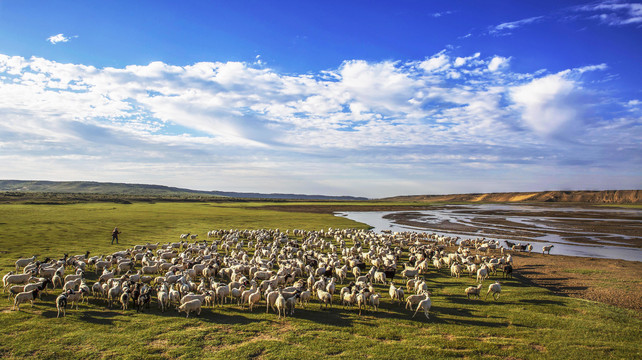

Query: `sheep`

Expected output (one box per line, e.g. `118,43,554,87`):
316,288,332,309
180,233,191,240
486,281,502,300
13,288,41,311
56,291,68,318
285,294,299,315
247,288,261,311
4,272,33,292
274,291,287,318
502,264,513,279
120,290,131,311
157,289,170,312
355,291,367,315
299,290,312,308
465,284,483,299
373,270,387,285
450,263,462,278
370,293,381,312
543,245,554,255
476,266,488,283
405,292,429,310
178,299,202,318
190,234,198,240
389,282,404,304
66,289,86,310
412,296,432,320
15,255,37,271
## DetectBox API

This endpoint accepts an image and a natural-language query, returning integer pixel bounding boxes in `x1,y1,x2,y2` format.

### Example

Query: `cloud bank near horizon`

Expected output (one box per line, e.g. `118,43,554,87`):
0,51,639,197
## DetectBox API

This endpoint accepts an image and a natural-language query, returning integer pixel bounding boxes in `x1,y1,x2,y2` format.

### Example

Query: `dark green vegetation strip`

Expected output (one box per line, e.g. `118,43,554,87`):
0,202,640,359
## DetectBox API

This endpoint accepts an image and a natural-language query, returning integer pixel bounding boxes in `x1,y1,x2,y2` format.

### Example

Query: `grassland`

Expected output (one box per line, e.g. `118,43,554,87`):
0,201,640,359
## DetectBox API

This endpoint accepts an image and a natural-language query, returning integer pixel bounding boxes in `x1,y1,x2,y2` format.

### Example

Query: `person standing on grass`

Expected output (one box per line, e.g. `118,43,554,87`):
111,227,121,245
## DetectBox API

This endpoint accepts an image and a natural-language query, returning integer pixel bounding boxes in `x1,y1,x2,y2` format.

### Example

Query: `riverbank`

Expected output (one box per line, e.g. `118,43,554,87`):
509,251,642,312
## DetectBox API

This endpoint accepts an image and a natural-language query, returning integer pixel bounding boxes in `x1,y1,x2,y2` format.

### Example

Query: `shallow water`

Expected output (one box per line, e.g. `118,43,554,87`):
335,205,642,262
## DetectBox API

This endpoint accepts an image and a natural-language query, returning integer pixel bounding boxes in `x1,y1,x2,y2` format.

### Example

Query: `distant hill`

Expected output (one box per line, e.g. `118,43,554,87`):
0,180,368,201
381,190,641,204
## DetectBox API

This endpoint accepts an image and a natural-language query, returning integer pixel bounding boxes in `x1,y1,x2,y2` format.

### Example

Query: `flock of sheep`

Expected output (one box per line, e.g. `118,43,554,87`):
3,228,527,321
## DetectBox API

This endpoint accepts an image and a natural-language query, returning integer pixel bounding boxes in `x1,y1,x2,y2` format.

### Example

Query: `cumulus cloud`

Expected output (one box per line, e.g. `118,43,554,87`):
487,56,510,72
47,34,75,44
0,51,636,196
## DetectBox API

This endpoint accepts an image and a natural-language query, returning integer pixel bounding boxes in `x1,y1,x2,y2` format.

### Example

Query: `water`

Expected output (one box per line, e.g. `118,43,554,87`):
335,205,642,262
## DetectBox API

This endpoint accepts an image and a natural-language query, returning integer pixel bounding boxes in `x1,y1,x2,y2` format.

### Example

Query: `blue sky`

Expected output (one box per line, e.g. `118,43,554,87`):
0,1,640,197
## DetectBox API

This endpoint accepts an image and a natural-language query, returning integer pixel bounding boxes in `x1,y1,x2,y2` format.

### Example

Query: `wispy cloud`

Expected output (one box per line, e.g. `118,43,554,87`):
575,1,642,26
432,10,455,18
46,33,76,44
489,16,545,35
0,51,637,196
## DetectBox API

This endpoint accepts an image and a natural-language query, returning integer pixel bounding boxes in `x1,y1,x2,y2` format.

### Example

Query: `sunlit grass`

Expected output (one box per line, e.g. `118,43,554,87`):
0,201,640,359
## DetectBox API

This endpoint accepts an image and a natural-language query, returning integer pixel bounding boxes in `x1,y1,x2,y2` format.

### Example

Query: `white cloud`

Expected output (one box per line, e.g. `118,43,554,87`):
47,34,74,44
490,16,544,35
0,51,637,197
576,1,642,26
419,53,450,72
488,56,510,72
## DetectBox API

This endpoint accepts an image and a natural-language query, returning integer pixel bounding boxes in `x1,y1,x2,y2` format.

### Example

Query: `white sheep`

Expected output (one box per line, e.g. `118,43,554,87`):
4,272,33,292
316,288,332,309
486,281,502,300
274,291,287,318
543,245,554,255
412,296,432,320
370,293,381,312
405,292,429,310
247,288,262,311
15,256,37,271
178,299,202,317
465,284,483,299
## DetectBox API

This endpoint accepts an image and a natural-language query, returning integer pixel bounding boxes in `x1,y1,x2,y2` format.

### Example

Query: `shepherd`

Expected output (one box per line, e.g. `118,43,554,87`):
111,227,121,245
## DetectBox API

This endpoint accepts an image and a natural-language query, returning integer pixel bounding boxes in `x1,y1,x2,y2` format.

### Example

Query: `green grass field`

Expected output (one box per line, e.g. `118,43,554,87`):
0,202,640,359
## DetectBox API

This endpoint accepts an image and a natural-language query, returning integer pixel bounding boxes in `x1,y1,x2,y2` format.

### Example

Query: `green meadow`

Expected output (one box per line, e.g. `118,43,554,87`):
0,201,640,359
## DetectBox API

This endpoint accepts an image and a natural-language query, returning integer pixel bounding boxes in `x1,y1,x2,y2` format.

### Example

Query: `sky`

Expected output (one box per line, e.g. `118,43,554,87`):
0,1,640,198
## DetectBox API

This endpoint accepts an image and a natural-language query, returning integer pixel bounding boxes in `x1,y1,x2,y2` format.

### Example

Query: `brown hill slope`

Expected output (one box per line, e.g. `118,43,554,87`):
382,190,641,204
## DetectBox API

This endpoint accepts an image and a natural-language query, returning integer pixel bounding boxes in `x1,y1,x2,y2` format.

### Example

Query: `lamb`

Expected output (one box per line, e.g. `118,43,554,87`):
12,287,41,311
15,255,37,271
465,284,483,299
486,281,502,300
543,245,554,255
178,299,202,317
412,296,432,320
